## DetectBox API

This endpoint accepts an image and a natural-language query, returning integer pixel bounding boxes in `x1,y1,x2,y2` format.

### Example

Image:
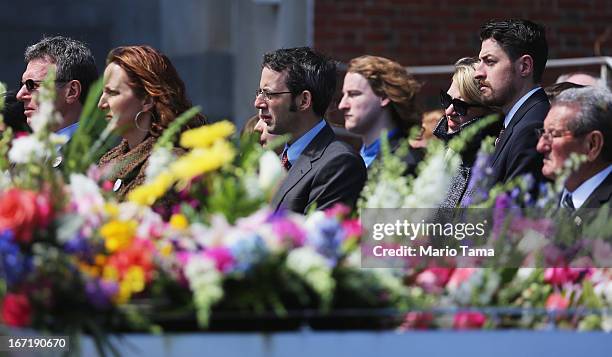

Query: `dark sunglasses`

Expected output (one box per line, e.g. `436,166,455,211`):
19,79,67,92
439,90,482,116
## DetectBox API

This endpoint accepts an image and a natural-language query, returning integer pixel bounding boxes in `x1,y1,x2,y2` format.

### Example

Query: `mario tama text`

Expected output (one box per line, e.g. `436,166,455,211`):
371,243,494,258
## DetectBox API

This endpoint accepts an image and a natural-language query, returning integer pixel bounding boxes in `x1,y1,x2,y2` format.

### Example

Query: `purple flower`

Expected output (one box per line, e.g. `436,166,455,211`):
272,219,306,248
85,279,118,309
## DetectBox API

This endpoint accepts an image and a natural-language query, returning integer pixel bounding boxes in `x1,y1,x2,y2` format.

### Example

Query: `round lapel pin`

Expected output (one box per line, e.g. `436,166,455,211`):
113,179,122,192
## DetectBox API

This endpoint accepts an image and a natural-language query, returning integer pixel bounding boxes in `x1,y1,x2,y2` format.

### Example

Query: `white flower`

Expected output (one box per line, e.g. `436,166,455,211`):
258,150,284,191
517,230,548,254
286,246,335,305
145,147,174,183
516,268,537,282
0,170,10,190
184,255,224,326
69,173,105,216
403,148,459,208
8,135,47,164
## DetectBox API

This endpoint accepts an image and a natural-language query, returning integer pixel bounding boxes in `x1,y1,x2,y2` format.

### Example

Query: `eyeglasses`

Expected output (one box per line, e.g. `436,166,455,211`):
19,79,67,92
534,128,576,142
255,88,292,102
439,90,483,116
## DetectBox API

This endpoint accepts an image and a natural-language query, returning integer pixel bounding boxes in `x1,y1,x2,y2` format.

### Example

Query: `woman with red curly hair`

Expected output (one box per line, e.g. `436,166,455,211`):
97,45,205,200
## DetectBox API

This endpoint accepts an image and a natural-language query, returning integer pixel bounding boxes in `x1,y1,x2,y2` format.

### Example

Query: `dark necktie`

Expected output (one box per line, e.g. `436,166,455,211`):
560,191,575,212
280,150,291,170
495,128,505,147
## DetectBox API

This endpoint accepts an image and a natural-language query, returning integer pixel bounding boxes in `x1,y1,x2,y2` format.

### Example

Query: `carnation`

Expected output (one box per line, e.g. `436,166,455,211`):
8,135,47,164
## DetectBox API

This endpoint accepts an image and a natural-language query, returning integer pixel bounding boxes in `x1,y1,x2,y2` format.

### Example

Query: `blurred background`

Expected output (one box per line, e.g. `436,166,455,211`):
1,0,611,129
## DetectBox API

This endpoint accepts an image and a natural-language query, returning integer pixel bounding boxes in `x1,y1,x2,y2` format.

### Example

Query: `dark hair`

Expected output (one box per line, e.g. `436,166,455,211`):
24,36,98,104
480,19,548,83
262,47,337,117
544,81,585,101
554,86,612,162
106,45,205,138
2,90,30,133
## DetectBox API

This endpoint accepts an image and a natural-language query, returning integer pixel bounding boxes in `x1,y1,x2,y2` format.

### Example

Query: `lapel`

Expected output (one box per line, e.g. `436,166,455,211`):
272,123,335,210
581,171,612,209
490,88,548,166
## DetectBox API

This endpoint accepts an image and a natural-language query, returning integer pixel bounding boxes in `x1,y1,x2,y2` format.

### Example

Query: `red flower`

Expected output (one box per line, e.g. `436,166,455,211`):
1,293,32,327
453,311,486,330
0,189,52,243
544,268,581,286
416,268,454,293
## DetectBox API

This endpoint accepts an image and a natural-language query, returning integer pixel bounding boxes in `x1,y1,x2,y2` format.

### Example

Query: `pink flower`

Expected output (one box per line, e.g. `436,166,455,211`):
203,247,235,273
399,311,434,330
324,203,350,218
1,293,31,327
546,293,570,310
272,219,306,247
453,311,486,330
544,268,582,285
416,268,454,293
341,219,362,240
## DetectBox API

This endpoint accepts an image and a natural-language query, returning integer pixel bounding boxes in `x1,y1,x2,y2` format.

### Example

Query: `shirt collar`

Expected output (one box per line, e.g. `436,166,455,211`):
359,128,399,168
504,87,541,129
566,164,612,209
56,122,79,140
285,119,326,164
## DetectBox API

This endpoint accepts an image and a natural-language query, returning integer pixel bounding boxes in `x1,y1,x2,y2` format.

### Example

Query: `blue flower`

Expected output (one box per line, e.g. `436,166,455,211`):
0,230,31,287
229,234,268,273
306,218,345,265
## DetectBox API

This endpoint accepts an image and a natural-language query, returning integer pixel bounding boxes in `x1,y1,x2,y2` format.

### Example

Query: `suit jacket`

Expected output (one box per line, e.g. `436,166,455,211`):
488,88,549,185
271,123,367,214
387,132,424,177
581,171,612,209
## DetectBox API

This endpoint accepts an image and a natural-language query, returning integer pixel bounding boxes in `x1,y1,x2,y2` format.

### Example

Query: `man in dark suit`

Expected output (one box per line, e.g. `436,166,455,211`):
254,47,366,214
474,19,550,185
536,86,612,211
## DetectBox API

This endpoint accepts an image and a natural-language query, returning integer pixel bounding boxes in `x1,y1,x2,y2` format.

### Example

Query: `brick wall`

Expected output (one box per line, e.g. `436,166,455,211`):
315,0,612,110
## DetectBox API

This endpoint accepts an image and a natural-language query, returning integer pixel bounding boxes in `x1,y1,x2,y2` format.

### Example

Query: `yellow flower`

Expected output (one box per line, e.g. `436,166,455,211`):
113,281,132,304
100,220,137,252
94,254,107,266
180,121,235,149
160,242,173,257
103,265,119,281
169,213,189,230
104,203,120,218
124,266,146,294
170,141,235,182
128,171,175,206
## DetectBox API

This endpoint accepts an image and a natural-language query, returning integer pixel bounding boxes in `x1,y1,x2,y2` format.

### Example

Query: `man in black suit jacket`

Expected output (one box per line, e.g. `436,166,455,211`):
254,47,366,214
536,86,612,212
475,19,550,185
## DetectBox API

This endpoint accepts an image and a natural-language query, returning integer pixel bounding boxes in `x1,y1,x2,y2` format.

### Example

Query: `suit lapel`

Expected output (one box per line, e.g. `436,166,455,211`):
272,124,334,210
490,88,548,166
582,171,612,209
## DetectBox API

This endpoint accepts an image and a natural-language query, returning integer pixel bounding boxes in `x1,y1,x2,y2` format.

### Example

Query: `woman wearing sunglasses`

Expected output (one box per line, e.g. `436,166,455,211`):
433,57,501,208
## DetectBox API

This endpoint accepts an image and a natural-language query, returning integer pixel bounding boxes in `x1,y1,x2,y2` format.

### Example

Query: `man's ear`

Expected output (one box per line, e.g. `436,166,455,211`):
517,54,534,78
64,80,82,104
585,130,604,162
297,90,312,112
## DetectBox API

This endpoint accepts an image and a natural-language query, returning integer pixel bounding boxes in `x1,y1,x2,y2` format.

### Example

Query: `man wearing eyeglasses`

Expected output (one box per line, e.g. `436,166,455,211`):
254,47,366,214
16,36,97,138
474,19,549,185
536,86,612,211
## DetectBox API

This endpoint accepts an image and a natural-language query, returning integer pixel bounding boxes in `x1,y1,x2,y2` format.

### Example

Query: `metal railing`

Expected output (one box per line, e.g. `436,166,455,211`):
406,56,612,83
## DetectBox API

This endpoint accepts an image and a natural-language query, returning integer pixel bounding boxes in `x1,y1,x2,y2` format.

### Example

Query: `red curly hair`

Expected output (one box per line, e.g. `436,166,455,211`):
106,45,205,137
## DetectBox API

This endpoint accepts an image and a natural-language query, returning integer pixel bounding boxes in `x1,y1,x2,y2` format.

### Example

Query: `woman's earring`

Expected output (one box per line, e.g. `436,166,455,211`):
134,111,149,132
